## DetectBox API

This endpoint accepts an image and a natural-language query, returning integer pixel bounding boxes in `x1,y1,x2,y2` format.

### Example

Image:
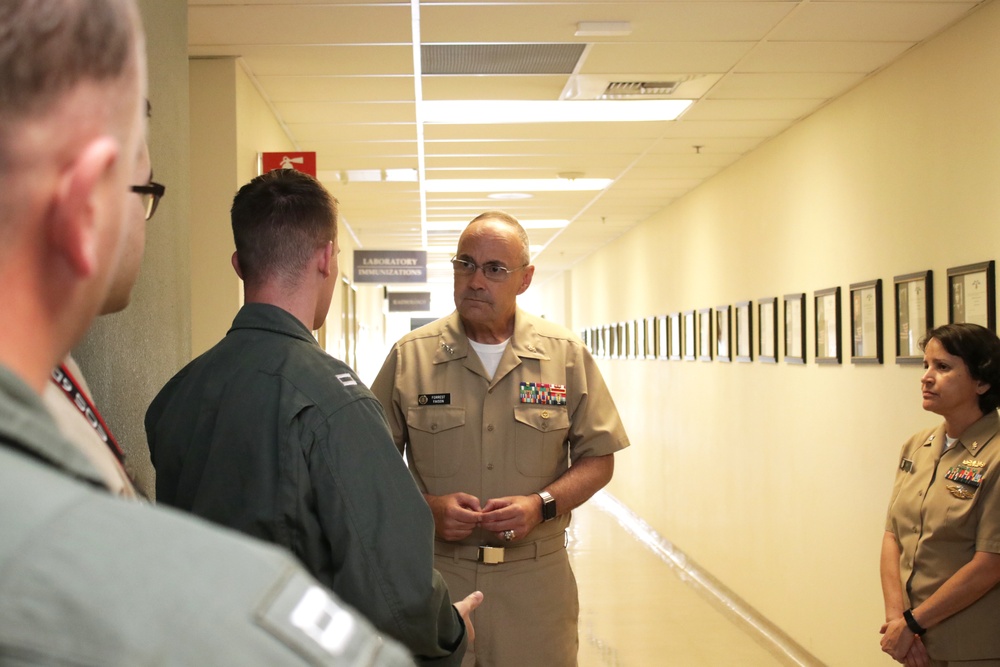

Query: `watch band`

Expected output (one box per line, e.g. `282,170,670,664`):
903,609,926,636
537,490,556,522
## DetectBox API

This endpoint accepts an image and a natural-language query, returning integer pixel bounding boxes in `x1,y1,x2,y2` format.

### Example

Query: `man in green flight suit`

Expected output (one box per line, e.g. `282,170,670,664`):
0,0,413,664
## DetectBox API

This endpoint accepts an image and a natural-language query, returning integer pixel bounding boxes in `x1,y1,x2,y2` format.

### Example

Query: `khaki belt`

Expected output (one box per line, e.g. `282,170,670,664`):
434,532,567,565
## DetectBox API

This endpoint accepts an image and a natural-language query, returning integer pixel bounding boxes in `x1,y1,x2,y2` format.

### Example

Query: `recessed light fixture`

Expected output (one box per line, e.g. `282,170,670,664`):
421,100,691,124
423,178,612,193
575,21,632,37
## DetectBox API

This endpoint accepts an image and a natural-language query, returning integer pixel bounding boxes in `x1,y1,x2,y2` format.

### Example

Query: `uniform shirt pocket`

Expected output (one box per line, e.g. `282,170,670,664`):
405,406,466,478
513,405,570,478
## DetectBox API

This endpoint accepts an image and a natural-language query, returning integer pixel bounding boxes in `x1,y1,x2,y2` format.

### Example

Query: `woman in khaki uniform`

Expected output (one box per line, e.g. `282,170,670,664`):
881,323,1000,667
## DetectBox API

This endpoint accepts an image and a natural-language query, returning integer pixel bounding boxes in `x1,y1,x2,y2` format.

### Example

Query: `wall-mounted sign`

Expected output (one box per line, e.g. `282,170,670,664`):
259,151,317,178
354,250,427,284
388,292,431,312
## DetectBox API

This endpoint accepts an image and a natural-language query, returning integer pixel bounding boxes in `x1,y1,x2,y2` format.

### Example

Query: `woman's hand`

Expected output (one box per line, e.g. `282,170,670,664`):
880,616,915,662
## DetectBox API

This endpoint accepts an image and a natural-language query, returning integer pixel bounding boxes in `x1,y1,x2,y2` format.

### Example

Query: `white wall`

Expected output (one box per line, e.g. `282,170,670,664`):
556,3,1000,664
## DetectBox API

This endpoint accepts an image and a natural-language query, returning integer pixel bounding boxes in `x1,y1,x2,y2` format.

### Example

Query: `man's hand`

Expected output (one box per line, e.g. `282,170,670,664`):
454,591,484,643
424,492,482,541
880,617,916,662
479,495,542,542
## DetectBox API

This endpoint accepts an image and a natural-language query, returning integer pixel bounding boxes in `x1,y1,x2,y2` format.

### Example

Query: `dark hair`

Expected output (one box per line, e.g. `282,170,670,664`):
921,323,1000,412
230,169,338,287
0,0,137,120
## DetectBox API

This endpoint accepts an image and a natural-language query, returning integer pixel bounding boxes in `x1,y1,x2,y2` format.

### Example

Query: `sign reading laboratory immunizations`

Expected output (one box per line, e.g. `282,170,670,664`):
259,152,317,178
354,250,427,284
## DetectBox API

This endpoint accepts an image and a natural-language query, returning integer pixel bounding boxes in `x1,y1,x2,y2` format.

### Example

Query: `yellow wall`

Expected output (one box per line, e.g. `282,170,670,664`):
557,3,1000,664
75,0,190,497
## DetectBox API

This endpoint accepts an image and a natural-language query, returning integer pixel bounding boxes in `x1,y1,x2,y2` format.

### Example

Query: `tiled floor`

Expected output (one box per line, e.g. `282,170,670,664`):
570,497,789,667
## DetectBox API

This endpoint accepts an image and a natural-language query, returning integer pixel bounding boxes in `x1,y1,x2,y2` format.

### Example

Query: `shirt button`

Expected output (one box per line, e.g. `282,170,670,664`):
430,424,438,431
918,490,923,496
487,424,495,432
487,463,494,470
541,410,549,419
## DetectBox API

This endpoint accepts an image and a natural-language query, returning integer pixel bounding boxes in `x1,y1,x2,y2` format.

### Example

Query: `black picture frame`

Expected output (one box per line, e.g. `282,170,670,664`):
698,308,713,362
735,300,753,363
669,313,682,361
948,261,995,332
758,297,778,363
814,286,842,365
783,293,806,364
850,279,883,364
657,315,669,360
715,305,731,363
894,271,932,364
683,310,696,361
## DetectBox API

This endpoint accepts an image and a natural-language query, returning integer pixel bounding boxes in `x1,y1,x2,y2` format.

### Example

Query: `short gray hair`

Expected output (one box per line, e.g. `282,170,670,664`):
468,211,530,265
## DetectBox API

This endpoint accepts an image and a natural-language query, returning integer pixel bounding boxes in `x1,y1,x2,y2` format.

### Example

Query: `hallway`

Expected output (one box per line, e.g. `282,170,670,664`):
571,495,796,667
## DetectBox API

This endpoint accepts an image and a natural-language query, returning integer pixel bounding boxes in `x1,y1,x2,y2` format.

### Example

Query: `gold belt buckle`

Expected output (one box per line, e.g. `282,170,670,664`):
479,546,505,564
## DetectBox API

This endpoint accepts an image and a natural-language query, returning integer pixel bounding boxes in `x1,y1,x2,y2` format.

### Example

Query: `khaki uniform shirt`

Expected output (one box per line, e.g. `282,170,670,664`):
885,410,1000,660
43,355,137,498
372,308,630,549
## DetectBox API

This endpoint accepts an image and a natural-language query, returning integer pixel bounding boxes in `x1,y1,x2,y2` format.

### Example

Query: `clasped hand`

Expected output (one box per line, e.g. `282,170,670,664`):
426,492,542,542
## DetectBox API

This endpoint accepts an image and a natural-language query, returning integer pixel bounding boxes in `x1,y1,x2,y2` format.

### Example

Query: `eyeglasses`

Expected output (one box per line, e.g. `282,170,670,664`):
450,256,527,283
130,180,166,221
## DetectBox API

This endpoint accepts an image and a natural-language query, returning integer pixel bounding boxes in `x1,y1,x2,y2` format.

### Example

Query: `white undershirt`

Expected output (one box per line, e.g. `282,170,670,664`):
943,434,958,453
469,338,509,379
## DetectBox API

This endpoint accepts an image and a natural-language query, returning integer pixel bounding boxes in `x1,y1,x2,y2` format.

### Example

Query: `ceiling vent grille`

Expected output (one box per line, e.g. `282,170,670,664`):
601,81,680,99
422,44,586,75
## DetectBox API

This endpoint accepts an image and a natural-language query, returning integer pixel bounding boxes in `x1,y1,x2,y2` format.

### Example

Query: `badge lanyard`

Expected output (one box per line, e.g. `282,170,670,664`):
50,363,126,464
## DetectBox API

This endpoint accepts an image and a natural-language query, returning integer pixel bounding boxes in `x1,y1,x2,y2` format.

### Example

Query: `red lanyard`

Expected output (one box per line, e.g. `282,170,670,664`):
50,363,125,463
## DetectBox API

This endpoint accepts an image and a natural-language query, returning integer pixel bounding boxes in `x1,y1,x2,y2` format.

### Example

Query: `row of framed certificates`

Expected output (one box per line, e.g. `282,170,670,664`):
581,261,996,365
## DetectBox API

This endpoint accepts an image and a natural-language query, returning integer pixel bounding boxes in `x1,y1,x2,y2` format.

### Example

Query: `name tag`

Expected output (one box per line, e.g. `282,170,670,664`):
418,393,450,405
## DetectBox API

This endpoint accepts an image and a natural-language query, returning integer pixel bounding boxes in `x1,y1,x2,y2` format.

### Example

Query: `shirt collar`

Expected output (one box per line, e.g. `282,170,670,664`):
229,302,319,345
433,308,550,364
0,364,105,487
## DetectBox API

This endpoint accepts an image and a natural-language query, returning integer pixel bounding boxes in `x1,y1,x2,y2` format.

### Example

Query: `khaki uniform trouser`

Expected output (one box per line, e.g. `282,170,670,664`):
435,537,579,667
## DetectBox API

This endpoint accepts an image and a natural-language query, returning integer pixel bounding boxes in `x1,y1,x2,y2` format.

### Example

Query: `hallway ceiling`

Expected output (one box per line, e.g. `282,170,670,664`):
189,0,988,288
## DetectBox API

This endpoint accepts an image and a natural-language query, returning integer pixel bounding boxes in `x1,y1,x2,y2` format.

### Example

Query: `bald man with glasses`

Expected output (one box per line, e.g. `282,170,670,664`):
372,211,630,667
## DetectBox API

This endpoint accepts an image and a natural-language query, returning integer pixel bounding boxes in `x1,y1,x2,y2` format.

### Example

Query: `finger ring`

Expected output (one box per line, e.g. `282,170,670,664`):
503,530,515,541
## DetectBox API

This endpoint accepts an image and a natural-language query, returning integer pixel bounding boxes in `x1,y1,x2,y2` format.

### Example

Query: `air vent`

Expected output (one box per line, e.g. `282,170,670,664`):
422,44,587,75
601,81,680,99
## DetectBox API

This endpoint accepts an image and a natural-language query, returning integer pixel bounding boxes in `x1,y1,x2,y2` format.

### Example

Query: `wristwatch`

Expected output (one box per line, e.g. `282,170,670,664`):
537,490,557,522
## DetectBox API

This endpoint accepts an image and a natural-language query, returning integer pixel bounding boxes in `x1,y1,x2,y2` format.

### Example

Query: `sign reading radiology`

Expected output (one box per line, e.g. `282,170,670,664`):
354,250,427,284
388,292,431,312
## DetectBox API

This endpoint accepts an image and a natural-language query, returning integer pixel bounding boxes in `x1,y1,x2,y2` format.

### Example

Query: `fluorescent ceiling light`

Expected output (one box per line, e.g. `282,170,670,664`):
424,179,611,193
428,245,545,255
488,192,533,200
422,100,691,124
425,220,569,232
575,21,632,37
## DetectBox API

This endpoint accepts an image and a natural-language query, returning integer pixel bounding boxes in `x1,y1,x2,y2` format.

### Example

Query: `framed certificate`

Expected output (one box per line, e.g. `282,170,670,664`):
850,279,883,364
814,286,842,364
735,300,753,363
683,310,696,361
948,261,995,331
783,293,806,364
656,316,668,360
698,308,713,362
669,312,682,361
715,304,731,363
758,297,777,363
894,271,932,364
644,317,656,359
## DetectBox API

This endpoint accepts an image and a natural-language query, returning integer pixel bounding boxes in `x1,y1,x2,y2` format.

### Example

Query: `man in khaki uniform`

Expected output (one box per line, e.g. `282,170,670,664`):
372,211,630,666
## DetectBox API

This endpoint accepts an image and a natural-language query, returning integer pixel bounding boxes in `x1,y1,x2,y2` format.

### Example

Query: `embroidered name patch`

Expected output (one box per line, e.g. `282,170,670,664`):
519,382,566,405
